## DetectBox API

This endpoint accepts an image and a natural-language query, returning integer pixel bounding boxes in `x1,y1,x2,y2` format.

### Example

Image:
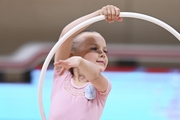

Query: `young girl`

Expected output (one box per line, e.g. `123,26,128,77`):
49,5,123,120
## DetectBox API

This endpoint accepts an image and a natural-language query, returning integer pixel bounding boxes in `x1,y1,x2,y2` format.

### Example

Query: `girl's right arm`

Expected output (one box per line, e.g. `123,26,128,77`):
54,5,123,70
54,10,101,69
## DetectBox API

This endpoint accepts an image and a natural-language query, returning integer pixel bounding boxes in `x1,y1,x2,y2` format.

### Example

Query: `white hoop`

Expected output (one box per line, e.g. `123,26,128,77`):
38,12,180,120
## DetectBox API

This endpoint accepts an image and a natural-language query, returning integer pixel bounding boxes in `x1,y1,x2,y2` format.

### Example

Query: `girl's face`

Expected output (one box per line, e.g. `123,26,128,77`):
73,32,108,72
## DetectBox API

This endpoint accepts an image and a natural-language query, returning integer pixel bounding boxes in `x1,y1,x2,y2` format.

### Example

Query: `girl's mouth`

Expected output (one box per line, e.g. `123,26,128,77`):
96,61,105,65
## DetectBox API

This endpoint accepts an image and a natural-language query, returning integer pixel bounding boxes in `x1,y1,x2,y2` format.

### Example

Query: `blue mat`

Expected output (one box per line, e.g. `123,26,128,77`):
0,70,180,120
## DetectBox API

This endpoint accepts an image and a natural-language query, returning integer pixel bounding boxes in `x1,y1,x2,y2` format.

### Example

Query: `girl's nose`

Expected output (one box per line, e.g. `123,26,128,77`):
99,50,105,58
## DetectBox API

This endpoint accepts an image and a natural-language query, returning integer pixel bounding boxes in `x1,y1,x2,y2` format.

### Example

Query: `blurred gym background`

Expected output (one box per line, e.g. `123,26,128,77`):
0,0,180,120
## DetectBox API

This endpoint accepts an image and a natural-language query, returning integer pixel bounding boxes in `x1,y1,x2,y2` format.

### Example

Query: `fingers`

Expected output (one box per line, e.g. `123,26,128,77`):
100,5,123,23
58,67,66,76
54,60,68,66
106,7,112,22
54,60,71,75
54,60,71,70
114,7,120,18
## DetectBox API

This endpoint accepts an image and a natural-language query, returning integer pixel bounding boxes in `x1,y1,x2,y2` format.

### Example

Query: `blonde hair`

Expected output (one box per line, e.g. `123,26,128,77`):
71,30,102,52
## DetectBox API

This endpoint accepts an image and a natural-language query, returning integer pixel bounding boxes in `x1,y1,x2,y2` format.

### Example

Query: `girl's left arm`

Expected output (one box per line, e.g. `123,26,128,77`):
54,56,108,92
78,58,108,92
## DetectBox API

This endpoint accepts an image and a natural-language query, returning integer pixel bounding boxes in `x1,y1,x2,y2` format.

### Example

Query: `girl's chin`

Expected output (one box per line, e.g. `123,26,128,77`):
99,66,106,72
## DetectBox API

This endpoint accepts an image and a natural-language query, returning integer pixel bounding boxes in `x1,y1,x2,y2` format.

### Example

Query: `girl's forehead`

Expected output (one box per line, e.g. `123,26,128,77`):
78,33,106,47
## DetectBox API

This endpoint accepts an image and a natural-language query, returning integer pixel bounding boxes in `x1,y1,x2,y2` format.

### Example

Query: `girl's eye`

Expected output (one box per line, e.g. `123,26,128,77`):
90,47,97,51
90,47,108,54
103,50,108,54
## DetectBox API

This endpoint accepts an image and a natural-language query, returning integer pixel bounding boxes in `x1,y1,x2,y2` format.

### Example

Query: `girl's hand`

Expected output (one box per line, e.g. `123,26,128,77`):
99,5,123,23
54,56,82,75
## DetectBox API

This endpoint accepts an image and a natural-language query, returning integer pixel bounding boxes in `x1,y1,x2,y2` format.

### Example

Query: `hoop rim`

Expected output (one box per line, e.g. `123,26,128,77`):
38,12,180,120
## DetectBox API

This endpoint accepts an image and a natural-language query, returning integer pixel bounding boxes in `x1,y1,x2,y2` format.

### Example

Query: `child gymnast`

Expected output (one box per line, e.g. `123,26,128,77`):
49,5,123,120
